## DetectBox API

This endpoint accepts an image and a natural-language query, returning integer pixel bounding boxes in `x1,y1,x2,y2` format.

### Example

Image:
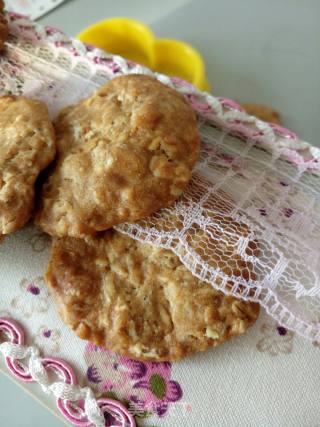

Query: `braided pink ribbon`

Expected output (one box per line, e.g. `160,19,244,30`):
0,317,136,427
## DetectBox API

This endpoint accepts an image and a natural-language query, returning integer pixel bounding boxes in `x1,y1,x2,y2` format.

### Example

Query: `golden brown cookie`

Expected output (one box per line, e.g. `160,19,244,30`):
241,103,281,124
36,74,200,238
0,96,56,235
0,0,8,51
45,230,259,362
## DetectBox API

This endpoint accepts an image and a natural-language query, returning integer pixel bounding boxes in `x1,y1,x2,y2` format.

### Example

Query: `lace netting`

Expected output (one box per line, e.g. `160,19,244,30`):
1,13,320,342
117,126,320,341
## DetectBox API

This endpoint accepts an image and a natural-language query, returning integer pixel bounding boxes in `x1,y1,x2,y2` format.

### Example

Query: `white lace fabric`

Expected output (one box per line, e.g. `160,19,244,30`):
117,127,320,342
1,13,320,343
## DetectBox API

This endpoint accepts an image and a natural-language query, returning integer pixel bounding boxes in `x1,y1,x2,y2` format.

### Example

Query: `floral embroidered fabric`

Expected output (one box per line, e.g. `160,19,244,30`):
1,13,320,426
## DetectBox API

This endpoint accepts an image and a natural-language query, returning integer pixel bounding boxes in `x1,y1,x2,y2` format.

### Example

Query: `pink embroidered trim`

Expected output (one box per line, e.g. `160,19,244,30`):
0,317,136,427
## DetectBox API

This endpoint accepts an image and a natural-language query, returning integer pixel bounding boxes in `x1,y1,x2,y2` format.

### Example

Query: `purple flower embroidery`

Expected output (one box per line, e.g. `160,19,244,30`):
33,326,61,353
42,329,52,338
84,344,183,418
257,322,294,356
124,360,182,417
87,365,102,384
282,208,294,218
259,208,267,216
126,359,147,380
27,284,40,295
277,326,287,336
11,278,49,319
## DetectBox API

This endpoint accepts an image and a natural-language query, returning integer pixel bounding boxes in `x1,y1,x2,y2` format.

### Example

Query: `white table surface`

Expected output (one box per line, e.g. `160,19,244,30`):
1,0,319,426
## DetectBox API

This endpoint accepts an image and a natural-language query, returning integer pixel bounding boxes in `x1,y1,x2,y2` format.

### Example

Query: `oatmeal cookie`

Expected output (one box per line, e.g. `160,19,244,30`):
0,96,56,235
0,0,8,51
36,74,200,237
45,230,259,361
241,103,281,124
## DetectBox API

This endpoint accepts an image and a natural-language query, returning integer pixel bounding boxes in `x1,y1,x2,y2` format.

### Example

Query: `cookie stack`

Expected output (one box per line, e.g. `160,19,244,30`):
0,74,259,361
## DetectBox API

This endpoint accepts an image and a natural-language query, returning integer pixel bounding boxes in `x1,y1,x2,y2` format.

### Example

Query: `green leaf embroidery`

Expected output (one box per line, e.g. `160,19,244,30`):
149,374,167,399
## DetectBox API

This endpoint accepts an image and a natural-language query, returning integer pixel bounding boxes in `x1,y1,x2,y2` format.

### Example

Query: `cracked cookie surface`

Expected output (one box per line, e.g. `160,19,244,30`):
0,96,56,235
45,230,259,361
36,74,200,237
